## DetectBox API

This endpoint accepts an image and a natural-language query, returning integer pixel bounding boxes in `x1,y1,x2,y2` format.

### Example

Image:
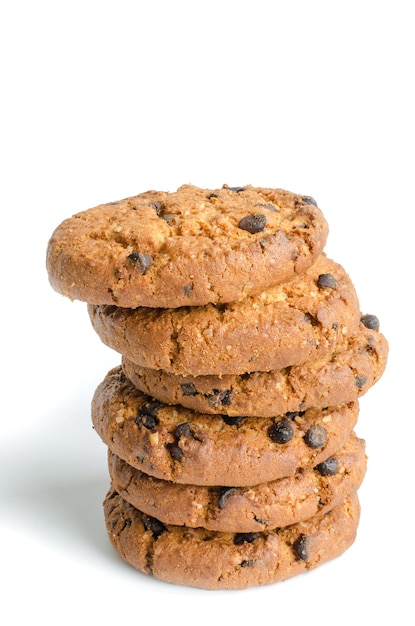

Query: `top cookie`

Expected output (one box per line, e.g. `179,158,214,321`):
46,184,329,308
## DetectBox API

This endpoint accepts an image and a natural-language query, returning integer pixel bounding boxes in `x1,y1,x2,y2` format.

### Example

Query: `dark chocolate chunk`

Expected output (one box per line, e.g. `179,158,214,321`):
286,410,306,420
234,532,260,545
264,202,279,212
238,213,267,234
303,312,319,326
227,186,246,193
360,314,380,331
180,382,198,397
293,534,310,560
256,202,279,212
207,192,218,199
141,513,167,538
304,425,327,448
135,399,163,430
135,413,158,430
268,418,294,444
205,388,234,408
149,201,164,215
218,487,237,509
161,213,176,224
240,560,254,567
127,252,152,275
301,196,318,206
355,375,368,389
174,422,196,440
223,416,245,426
317,273,338,289
183,284,193,296
165,442,184,461
315,457,339,476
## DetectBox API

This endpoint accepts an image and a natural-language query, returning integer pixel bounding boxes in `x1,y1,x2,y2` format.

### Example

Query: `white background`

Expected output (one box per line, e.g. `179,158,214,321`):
1,1,413,624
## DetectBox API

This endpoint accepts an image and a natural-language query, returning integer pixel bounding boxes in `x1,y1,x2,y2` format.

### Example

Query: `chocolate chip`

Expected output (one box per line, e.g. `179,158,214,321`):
180,382,198,397
238,213,267,234
234,532,260,545
317,273,338,289
301,196,318,206
165,442,183,461
304,425,327,448
163,214,177,225
286,410,306,420
135,399,163,430
141,513,167,538
303,312,319,326
355,375,368,389
268,418,294,444
218,487,237,509
293,534,310,560
315,457,339,476
207,193,218,199
264,202,279,212
361,314,380,331
149,201,164,215
223,416,245,426
135,413,158,430
256,202,279,213
183,284,193,296
205,389,234,408
174,422,196,440
226,186,246,193
240,560,254,567
127,252,152,275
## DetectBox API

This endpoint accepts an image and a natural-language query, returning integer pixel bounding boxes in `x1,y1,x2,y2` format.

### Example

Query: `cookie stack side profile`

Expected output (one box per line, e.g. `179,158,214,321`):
46,184,388,590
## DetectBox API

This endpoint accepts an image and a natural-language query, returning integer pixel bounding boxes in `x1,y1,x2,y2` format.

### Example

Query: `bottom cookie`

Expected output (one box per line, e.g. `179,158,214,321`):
104,489,360,590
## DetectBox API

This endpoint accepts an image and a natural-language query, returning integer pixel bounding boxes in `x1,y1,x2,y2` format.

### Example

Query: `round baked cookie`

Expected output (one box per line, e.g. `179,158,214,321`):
46,184,329,309
108,432,366,532
91,366,359,486
103,490,360,590
88,255,360,377
122,319,388,417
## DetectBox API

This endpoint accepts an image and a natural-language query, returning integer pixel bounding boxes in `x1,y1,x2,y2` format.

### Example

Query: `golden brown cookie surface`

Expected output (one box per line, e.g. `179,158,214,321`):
104,490,360,590
46,185,328,308
122,320,388,416
108,433,366,532
92,366,359,486
89,255,361,376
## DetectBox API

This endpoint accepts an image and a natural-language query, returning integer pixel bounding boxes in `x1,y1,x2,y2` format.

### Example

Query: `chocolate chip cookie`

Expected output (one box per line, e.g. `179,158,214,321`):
103,490,360,590
88,255,361,376
46,184,328,309
108,432,366,532
122,318,388,416
92,366,359,486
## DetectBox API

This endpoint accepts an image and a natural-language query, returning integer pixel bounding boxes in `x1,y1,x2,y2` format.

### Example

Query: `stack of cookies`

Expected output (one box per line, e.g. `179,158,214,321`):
46,184,388,590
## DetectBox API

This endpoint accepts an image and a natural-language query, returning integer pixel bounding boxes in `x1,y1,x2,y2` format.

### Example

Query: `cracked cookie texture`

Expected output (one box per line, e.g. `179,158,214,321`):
103,490,360,590
122,321,388,416
46,184,328,308
92,366,359,486
88,254,361,377
108,432,366,532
